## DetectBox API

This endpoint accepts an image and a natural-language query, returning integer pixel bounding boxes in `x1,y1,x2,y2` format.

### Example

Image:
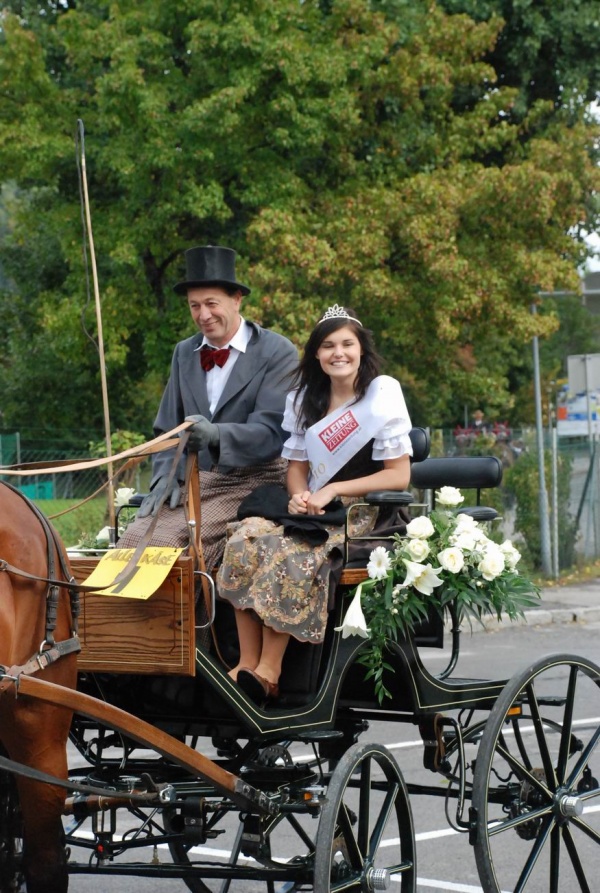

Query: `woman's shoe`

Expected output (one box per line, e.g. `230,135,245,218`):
237,668,280,706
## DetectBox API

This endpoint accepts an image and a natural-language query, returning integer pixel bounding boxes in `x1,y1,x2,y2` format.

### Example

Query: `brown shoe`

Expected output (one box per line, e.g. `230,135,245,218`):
237,668,280,706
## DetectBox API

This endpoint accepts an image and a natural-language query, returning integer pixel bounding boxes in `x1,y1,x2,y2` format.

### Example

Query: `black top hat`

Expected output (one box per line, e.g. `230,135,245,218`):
173,245,251,296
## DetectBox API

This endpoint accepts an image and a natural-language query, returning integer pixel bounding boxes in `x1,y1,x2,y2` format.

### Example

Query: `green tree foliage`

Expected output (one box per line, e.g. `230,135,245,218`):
0,0,598,441
439,0,600,113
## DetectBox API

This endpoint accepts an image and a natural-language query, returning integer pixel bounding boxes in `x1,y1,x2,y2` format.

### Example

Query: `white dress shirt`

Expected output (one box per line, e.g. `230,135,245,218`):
195,318,252,413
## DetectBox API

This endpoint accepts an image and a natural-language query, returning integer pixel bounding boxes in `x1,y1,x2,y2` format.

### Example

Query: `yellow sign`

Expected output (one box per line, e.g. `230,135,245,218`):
81,547,184,600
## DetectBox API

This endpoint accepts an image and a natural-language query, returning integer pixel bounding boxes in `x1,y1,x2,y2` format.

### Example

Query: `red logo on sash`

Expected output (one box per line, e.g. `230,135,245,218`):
318,411,359,452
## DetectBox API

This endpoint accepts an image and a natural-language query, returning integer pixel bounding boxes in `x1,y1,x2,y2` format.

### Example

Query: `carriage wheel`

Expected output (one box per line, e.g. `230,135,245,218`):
472,654,600,893
313,742,416,892
0,766,25,893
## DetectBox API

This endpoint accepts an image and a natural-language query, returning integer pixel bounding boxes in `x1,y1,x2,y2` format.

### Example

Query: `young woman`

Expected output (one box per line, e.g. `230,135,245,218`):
217,305,412,705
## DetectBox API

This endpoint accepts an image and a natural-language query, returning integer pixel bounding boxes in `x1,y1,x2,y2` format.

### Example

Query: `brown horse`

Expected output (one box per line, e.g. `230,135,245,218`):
0,482,79,892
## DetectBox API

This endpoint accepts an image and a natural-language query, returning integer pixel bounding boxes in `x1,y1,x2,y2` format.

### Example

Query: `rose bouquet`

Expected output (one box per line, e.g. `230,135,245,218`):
336,486,540,703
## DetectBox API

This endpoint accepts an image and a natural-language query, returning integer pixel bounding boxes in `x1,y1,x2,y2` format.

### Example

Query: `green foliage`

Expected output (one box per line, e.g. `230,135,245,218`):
503,448,577,572
0,0,598,439
88,429,146,457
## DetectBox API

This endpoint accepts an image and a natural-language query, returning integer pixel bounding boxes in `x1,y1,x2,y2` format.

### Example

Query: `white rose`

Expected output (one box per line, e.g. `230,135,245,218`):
450,530,477,552
472,527,489,544
437,547,465,574
500,540,521,569
114,487,137,507
405,538,431,562
406,515,435,539
478,548,505,581
436,486,464,507
454,512,477,530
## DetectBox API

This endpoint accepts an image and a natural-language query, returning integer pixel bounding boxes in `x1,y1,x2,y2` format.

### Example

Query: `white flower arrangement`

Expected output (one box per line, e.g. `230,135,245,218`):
338,487,540,703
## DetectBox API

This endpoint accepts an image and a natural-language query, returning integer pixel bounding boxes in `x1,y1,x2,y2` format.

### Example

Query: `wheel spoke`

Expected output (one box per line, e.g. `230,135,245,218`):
566,725,600,789
525,682,558,791
570,814,600,845
563,823,593,893
493,738,553,801
513,814,553,893
487,802,553,838
368,780,399,858
556,666,578,784
338,802,363,870
549,823,560,893
511,719,533,771
285,813,317,853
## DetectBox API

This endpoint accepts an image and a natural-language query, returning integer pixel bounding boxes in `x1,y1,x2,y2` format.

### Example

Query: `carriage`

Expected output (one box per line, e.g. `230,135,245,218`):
0,429,598,893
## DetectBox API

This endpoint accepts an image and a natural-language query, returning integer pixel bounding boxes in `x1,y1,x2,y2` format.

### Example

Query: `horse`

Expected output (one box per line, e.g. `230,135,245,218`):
0,482,80,892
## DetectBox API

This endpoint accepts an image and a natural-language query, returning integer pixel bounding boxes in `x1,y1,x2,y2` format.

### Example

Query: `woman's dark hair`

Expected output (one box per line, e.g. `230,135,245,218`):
291,310,382,429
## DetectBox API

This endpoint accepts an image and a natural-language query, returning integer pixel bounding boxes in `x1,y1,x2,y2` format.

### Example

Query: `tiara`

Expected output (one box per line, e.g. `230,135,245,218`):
317,304,362,326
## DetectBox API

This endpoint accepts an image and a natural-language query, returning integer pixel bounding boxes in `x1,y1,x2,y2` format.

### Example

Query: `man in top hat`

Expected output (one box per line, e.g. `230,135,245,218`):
119,245,298,573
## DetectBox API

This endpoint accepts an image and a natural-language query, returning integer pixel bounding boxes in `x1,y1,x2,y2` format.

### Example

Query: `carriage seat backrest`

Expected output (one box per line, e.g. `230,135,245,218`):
408,426,431,464
410,455,503,509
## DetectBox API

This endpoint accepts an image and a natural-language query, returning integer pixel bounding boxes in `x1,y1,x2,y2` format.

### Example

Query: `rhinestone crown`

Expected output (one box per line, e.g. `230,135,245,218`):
317,304,362,326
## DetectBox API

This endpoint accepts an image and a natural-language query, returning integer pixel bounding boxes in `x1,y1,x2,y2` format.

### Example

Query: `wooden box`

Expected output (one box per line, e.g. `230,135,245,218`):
70,556,196,676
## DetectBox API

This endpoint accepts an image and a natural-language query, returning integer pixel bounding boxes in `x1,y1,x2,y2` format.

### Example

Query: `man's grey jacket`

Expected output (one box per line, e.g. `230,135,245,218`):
151,322,298,486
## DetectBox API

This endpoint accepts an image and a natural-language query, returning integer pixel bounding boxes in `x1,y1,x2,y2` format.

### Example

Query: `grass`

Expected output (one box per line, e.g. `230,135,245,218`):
33,498,110,548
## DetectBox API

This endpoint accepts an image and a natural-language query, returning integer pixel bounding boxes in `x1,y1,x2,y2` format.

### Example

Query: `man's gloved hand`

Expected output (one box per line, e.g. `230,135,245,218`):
185,415,220,452
137,476,181,518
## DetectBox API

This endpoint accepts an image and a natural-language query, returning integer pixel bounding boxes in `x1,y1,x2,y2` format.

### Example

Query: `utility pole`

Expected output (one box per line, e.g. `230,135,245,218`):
531,303,552,577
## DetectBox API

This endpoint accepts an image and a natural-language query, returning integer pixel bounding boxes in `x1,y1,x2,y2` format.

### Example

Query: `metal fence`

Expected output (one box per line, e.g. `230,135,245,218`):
2,429,599,576
0,433,150,500
437,426,600,575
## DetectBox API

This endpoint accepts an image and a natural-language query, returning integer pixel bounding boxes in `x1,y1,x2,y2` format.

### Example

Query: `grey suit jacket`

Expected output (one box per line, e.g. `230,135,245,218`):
151,322,298,485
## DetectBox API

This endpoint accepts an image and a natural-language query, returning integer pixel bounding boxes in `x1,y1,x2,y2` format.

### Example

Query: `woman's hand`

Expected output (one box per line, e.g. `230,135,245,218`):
305,484,338,515
288,490,310,514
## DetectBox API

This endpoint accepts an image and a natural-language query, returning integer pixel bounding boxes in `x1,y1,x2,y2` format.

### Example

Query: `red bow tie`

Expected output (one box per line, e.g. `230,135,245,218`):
200,346,230,371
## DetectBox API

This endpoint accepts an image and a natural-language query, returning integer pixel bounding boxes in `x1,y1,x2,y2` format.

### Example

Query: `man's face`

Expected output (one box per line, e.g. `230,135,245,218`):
187,287,243,347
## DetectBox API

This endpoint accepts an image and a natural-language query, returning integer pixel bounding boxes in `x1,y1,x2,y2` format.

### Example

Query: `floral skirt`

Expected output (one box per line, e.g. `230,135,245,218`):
217,503,377,643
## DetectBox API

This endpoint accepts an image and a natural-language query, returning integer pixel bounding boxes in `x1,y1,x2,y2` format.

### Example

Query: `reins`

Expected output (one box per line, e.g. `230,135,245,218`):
0,422,194,596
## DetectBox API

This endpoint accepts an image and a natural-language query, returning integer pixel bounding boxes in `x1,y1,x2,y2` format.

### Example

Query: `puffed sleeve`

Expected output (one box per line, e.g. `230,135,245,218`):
281,390,308,461
372,378,413,461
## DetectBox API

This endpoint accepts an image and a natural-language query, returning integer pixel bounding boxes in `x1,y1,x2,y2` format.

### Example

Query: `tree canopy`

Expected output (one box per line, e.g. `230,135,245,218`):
0,0,598,446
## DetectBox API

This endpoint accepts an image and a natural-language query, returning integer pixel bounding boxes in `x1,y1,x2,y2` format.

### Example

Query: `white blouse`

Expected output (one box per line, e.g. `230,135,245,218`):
281,378,413,464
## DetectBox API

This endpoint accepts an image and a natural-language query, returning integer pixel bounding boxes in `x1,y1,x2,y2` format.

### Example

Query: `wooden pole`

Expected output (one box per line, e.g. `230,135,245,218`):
77,120,115,530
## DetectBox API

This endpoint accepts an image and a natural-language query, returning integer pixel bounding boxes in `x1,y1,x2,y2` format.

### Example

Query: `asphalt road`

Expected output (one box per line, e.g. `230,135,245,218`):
64,618,600,892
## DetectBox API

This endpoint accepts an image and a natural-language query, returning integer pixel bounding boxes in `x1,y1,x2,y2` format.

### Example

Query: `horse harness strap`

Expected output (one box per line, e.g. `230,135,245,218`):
0,637,81,694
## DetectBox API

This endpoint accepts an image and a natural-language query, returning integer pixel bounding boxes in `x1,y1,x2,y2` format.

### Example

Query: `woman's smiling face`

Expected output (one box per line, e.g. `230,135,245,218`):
316,324,362,385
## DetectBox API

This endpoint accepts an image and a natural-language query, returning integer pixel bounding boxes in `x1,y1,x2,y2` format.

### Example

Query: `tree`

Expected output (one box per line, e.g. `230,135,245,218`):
0,0,598,442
